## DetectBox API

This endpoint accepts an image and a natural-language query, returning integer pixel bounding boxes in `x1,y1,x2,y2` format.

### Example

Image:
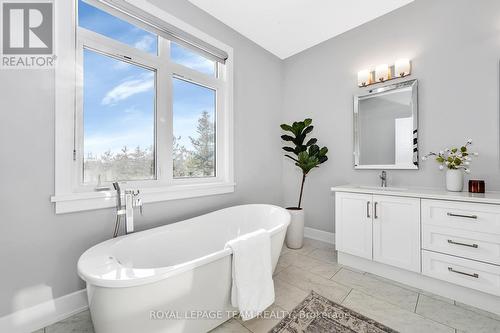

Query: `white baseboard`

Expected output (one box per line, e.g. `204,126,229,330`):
304,227,335,245
0,289,88,333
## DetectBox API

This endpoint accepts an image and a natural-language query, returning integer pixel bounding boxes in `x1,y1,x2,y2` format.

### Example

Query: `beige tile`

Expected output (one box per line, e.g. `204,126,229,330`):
209,318,251,332
238,304,286,333
364,272,455,305
275,266,351,303
273,261,290,275
339,265,366,274
280,246,291,255
331,268,418,312
302,238,335,250
343,290,454,333
364,272,421,293
306,248,337,264
455,301,500,321
277,252,342,279
45,310,94,333
273,278,309,311
416,294,500,332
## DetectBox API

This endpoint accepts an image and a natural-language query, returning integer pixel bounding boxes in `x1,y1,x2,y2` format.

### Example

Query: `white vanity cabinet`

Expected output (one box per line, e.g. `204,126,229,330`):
332,185,500,316
335,192,420,272
335,192,373,259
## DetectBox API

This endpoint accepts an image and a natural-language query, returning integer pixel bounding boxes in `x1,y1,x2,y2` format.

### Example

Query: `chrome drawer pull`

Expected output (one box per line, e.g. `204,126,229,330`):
447,239,479,248
367,201,371,218
374,202,378,219
448,267,479,278
447,212,478,219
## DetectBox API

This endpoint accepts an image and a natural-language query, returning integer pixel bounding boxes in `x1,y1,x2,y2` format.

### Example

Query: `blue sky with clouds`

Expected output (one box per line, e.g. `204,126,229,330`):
79,0,215,158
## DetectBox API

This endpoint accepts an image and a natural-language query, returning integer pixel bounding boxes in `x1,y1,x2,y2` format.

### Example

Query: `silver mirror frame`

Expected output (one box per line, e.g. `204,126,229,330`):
354,79,419,170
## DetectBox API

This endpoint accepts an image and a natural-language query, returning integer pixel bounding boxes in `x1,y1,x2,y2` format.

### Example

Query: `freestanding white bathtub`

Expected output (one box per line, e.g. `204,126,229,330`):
78,204,290,333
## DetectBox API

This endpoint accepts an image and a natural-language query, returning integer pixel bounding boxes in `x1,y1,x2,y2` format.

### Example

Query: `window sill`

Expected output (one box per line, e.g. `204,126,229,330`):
51,182,236,214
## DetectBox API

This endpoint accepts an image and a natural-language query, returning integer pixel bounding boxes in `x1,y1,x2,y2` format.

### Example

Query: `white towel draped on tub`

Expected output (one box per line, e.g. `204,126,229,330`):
225,229,275,321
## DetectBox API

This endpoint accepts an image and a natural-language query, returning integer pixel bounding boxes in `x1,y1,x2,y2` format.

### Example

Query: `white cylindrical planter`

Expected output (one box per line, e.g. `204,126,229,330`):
446,169,464,192
285,208,305,249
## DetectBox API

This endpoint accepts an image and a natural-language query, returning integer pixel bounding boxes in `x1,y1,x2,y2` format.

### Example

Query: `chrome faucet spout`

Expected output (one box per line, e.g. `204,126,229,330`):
111,183,142,237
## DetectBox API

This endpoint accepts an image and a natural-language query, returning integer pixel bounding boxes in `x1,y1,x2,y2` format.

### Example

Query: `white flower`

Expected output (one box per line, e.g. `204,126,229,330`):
444,148,450,152
467,139,473,144
465,168,471,174
439,165,444,170
445,161,450,165
421,156,427,161
439,150,444,155
464,161,470,165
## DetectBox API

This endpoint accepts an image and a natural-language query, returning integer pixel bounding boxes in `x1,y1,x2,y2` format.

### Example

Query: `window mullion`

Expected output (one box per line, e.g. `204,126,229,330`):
157,37,173,184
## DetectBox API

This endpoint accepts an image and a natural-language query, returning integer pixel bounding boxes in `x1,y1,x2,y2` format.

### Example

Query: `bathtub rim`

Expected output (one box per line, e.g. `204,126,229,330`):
78,204,290,288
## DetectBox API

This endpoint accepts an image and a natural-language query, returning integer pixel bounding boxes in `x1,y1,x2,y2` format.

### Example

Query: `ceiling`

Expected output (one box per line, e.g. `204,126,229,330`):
186,0,414,59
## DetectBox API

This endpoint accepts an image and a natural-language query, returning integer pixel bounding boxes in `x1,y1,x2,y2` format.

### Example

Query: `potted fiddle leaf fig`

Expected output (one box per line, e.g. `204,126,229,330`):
281,118,328,249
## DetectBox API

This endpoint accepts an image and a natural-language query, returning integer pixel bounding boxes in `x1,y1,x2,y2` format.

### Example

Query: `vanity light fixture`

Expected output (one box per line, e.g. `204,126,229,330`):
395,58,411,77
357,69,371,87
375,64,390,82
357,59,412,87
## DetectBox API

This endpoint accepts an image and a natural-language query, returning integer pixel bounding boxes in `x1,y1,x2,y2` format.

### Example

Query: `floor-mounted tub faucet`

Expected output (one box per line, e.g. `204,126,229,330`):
380,171,387,188
112,182,143,237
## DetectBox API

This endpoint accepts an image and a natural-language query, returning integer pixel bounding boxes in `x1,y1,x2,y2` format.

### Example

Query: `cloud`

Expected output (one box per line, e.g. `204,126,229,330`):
178,57,214,74
134,35,156,53
101,72,154,105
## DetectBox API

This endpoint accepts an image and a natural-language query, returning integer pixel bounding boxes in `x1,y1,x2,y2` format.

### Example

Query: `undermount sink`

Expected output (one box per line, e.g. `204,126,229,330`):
357,185,408,191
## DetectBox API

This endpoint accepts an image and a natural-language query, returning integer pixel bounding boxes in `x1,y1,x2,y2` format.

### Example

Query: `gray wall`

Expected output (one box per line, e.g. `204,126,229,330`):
0,0,283,316
282,0,500,232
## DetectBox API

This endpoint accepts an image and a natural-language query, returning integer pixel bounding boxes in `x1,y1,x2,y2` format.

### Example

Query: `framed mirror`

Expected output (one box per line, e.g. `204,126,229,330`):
354,79,418,169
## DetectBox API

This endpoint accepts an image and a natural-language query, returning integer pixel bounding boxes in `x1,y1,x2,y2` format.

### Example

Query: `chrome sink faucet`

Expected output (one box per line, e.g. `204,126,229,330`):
112,182,143,237
380,171,387,188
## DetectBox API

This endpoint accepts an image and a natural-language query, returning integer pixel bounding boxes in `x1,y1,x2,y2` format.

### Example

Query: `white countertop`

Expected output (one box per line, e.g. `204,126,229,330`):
331,185,500,205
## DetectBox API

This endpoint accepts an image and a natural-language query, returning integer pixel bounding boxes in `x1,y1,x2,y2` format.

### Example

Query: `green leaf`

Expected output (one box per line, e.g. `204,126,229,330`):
303,126,314,136
306,138,317,146
281,134,294,141
280,124,293,132
451,148,458,153
303,118,312,127
460,146,467,152
454,158,462,165
436,156,445,163
282,146,295,152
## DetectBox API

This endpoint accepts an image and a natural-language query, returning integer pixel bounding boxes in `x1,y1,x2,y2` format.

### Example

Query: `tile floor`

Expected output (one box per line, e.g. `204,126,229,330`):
33,238,500,333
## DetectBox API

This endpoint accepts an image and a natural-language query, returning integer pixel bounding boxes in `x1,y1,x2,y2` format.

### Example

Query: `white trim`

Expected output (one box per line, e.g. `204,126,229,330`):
0,289,88,333
54,0,235,213
338,252,500,316
304,227,335,245
52,182,235,214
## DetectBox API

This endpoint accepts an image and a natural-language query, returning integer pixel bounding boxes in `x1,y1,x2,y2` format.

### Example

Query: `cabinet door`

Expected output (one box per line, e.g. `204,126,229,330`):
335,192,373,259
372,195,421,272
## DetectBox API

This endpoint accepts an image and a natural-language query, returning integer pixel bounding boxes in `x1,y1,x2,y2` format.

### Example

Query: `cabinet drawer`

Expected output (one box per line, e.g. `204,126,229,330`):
422,225,500,265
422,250,500,296
421,199,500,235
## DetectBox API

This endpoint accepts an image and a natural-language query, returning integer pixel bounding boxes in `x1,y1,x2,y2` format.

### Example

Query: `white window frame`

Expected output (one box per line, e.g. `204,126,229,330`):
52,0,234,214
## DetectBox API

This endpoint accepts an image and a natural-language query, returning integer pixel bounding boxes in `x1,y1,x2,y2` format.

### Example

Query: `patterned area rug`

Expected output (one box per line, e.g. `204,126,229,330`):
270,292,398,333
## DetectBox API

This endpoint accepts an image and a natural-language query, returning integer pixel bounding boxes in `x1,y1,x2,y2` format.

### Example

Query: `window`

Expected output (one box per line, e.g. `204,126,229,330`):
173,78,216,178
52,0,233,213
82,49,156,183
171,43,216,76
78,0,158,54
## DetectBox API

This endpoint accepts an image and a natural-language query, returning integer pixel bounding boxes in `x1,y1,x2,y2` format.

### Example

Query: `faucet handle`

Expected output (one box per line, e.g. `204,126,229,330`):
135,198,143,215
